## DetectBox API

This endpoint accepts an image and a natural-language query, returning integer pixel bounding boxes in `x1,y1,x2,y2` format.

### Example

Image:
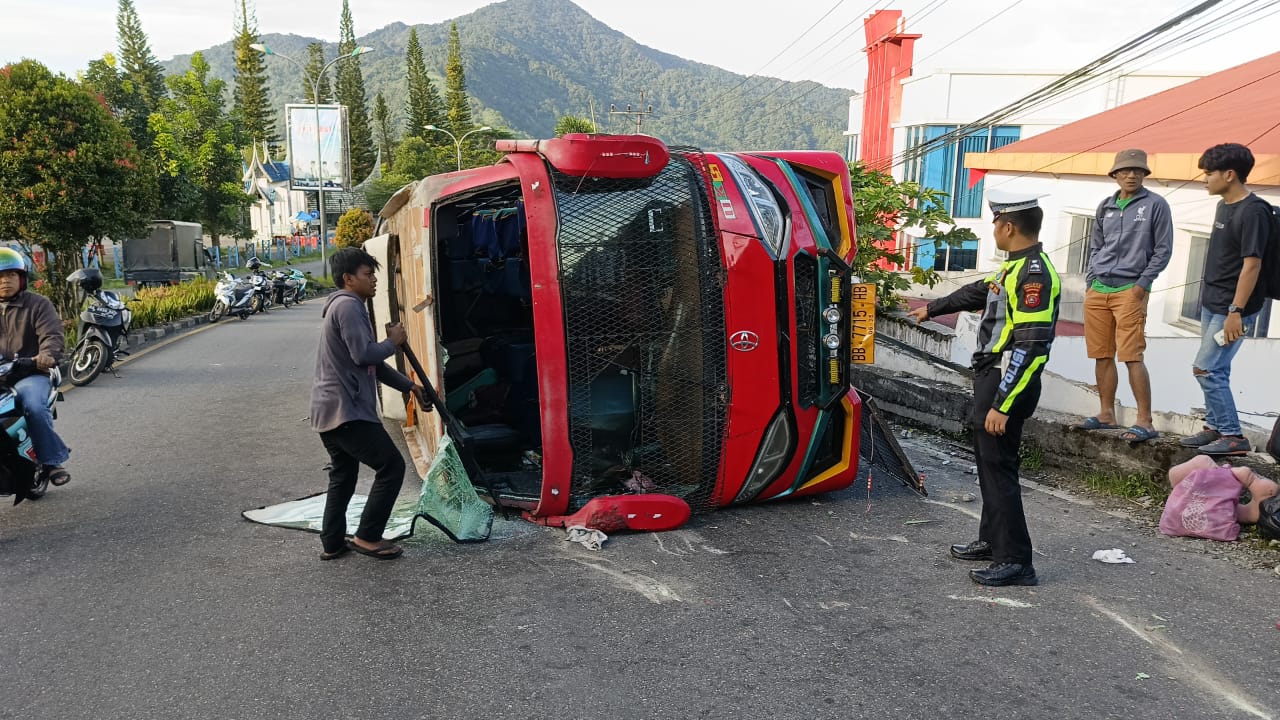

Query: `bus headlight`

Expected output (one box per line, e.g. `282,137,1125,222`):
735,410,796,503
823,333,841,350
823,307,841,324
721,154,786,257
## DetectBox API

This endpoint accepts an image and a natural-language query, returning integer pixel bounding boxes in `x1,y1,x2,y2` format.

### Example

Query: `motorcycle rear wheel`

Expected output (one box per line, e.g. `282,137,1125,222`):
69,338,110,386
27,471,48,500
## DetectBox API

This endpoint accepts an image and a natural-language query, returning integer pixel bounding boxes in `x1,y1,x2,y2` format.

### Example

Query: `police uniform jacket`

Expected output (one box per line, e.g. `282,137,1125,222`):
926,243,1061,414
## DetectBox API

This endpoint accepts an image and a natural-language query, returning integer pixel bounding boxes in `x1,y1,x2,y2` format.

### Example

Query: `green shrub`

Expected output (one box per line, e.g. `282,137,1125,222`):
127,279,216,329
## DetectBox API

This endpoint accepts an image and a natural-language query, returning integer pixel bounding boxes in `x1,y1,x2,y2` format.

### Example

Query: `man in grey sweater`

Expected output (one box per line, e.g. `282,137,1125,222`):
1075,148,1173,443
311,247,423,560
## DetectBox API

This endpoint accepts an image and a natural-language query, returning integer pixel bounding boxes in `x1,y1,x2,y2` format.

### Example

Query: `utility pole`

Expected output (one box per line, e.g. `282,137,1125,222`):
609,90,653,134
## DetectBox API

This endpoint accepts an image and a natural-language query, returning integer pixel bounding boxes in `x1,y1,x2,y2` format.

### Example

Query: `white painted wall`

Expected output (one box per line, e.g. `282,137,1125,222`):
971,170,1280,338
247,179,309,243
908,169,1280,441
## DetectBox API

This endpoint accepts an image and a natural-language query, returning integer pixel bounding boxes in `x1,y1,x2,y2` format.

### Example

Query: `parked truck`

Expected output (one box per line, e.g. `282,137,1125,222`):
372,134,881,519
122,220,212,286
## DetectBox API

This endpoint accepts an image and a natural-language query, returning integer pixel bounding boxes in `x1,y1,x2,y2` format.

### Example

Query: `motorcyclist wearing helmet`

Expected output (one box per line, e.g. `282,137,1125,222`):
0,248,70,486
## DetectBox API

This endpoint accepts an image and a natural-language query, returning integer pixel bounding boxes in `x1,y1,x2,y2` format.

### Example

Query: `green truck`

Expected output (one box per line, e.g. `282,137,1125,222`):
122,220,214,286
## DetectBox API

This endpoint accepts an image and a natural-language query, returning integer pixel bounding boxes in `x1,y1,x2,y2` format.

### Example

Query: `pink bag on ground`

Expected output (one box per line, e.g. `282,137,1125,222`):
1159,466,1241,541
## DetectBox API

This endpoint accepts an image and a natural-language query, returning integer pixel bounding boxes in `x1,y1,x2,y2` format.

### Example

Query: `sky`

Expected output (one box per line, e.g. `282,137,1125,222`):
1,0,1276,90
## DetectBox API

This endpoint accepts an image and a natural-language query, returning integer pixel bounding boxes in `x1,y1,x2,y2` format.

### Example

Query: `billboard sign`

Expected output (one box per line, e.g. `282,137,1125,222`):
286,104,350,192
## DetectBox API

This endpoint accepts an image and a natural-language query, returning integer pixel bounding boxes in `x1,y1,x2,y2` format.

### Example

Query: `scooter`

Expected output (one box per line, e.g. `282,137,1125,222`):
245,257,273,314
280,267,310,304
269,269,299,308
209,271,255,322
66,268,132,387
0,357,62,504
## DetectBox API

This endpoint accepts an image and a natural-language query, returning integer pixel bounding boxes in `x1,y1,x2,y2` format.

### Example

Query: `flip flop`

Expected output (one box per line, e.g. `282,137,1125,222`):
319,544,351,561
1120,425,1159,443
349,541,403,560
1073,417,1119,431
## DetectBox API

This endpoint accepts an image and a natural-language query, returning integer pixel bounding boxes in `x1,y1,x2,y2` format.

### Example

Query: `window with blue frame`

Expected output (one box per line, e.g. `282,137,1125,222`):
906,124,1021,270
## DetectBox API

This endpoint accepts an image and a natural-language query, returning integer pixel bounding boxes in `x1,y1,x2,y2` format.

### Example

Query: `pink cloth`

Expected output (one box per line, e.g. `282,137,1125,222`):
1159,466,1241,542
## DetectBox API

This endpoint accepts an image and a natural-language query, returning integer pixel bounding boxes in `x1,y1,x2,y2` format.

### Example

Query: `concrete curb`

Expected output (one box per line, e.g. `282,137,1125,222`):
850,362,1278,479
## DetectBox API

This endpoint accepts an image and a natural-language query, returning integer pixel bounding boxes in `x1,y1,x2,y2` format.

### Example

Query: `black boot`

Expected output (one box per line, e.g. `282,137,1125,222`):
949,540,993,561
969,562,1038,587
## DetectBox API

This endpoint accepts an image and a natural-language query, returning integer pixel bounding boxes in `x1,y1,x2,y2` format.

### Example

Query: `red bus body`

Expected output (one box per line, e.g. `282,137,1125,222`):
381,135,861,517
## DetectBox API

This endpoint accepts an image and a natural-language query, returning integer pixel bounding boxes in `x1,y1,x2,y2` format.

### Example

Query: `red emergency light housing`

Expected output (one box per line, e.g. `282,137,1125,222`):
494,134,669,179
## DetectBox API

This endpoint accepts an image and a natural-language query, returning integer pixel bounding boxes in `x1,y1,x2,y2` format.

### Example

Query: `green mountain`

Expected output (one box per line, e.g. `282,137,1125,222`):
163,0,854,153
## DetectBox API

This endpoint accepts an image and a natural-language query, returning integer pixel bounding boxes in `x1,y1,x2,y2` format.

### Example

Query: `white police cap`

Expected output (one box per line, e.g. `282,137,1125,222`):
987,188,1047,214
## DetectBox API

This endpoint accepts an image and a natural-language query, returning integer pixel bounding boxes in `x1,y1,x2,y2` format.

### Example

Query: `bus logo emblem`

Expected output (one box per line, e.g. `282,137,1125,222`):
730,331,760,351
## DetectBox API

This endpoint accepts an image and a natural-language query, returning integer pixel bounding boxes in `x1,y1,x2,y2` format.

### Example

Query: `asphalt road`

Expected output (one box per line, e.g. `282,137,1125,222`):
1,303,1277,720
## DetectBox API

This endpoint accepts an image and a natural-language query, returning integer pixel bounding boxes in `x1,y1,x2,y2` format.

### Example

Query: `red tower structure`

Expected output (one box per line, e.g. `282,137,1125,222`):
859,10,920,170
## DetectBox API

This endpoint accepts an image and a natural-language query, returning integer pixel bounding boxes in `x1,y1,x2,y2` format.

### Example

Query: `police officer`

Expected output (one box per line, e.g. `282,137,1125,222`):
908,189,1061,586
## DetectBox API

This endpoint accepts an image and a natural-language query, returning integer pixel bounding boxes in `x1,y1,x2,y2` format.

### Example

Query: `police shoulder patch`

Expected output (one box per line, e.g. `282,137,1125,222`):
1026,257,1044,275
1022,281,1043,309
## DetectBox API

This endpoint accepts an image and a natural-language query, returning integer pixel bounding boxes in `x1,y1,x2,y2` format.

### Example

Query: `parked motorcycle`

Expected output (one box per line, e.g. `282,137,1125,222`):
209,270,255,322
269,269,298,308
66,268,132,387
284,267,311,304
246,257,273,314
0,357,62,504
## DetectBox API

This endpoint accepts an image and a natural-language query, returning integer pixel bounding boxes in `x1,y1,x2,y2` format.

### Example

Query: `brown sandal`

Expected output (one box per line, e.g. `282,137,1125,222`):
349,541,403,560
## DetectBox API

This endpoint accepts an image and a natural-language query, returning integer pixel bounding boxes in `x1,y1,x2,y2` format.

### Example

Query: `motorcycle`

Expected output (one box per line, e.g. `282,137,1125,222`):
209,271,255,322
280,267,311,305
245,257,273,314
66,268,132,387
269,269,298,308
0,357,62,504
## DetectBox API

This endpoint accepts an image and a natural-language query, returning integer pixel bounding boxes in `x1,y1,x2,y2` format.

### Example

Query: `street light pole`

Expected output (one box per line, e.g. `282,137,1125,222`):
424,124,492,171
251,43,373,278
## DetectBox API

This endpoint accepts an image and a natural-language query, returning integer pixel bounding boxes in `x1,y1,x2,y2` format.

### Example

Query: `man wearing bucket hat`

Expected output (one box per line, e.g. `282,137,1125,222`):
909,189,1061,586
1073,148,1172,444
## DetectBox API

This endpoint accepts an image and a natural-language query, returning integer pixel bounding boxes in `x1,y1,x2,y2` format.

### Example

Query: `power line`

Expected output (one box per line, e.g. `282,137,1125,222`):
658,0,880,125
884,0,1256,170
748,0,1025,134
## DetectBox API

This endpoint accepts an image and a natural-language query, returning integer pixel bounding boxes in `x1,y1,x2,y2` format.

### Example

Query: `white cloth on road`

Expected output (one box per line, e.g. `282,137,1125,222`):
565,525,608,551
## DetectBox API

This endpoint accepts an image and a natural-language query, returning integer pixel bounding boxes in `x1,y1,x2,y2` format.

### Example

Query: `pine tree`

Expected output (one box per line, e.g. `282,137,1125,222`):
232,0,276,147
403,27,443,140
444,22,473,134
116,0,166,107
335,0,375,181
303,43,332,104
373,92,396,170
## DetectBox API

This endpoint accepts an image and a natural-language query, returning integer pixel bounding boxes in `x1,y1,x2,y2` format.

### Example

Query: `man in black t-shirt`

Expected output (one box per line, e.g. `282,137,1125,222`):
1180,143,1271,456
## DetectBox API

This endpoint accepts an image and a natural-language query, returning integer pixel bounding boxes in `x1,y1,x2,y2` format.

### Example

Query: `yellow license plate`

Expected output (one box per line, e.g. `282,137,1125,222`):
850,283,875,365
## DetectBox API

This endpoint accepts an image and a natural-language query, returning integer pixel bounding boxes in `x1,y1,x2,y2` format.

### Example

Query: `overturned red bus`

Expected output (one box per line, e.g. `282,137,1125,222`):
375,134,864,519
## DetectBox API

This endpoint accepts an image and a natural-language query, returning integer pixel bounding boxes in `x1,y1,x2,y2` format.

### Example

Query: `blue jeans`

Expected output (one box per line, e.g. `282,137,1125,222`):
15,373,69,466
1192,308,1257,437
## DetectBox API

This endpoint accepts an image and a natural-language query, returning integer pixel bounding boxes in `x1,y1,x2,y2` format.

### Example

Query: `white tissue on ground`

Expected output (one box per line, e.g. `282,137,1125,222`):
1092,548,1136,564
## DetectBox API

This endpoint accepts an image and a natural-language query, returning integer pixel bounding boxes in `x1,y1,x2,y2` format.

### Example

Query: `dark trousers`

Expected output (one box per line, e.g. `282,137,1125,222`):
971,366,1040,565
318,421,406,553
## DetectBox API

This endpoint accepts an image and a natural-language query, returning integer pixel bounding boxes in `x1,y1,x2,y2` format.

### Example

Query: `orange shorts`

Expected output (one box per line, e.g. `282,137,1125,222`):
1083,287,1148,362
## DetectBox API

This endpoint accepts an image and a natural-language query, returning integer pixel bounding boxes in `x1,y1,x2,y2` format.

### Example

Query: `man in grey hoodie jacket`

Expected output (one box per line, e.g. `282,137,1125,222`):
1075,148,1173,443
311,248,424,560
